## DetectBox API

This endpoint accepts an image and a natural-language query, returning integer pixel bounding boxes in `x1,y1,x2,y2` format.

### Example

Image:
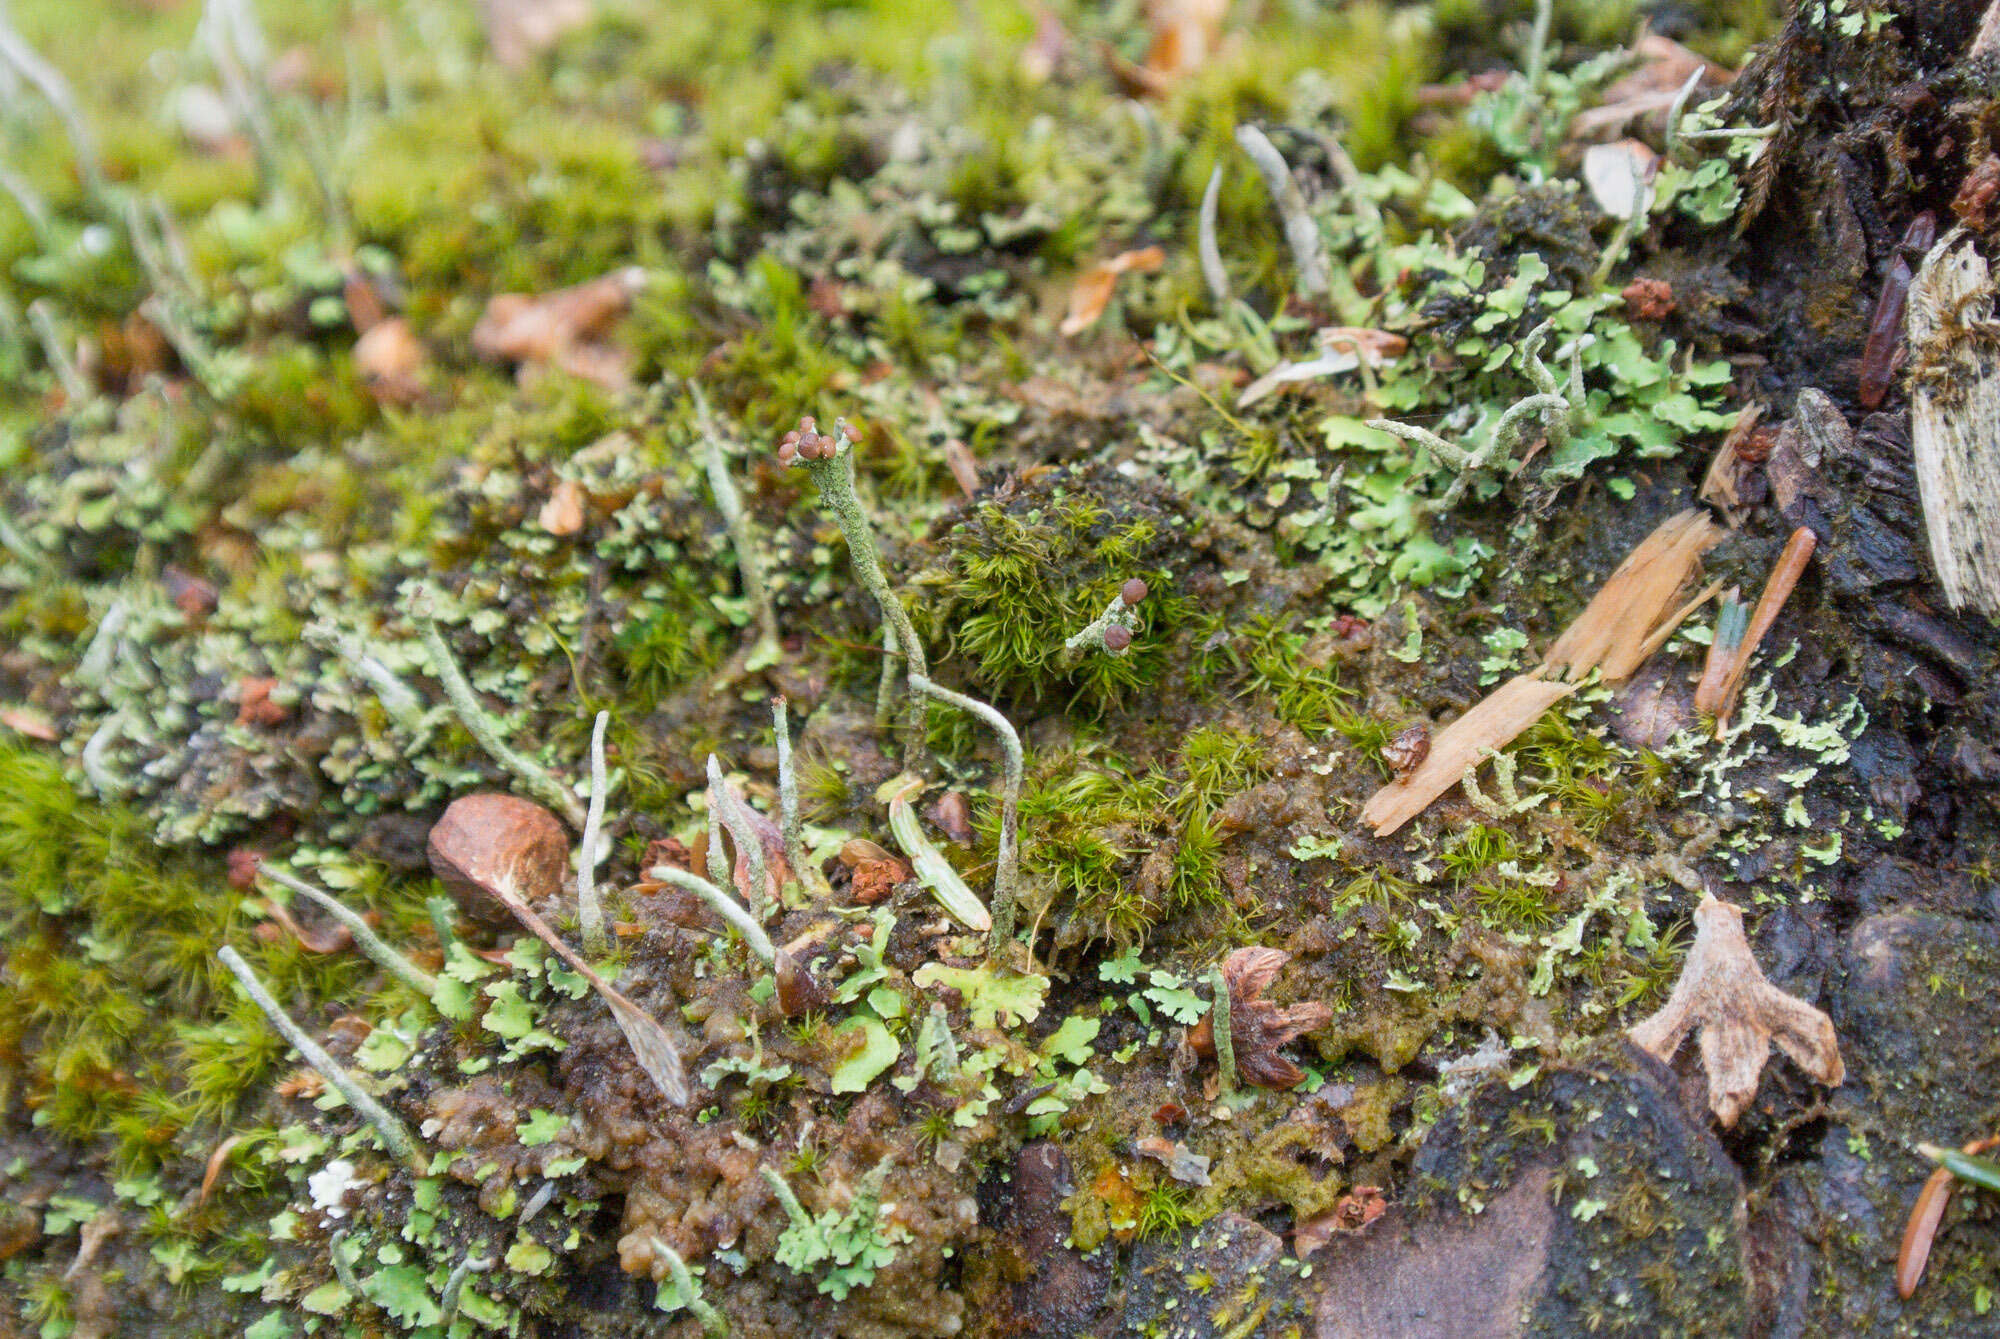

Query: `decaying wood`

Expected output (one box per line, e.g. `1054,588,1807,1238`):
1628,895,1844,1128
1360,673,1577,836
1909,228,2000,620
1692,526,1817,734
1697,403,1764,524
1542,508,1724,682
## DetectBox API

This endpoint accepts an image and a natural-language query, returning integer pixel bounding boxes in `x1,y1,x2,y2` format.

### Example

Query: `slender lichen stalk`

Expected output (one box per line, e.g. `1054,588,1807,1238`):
773,696,810,887
26,299,90,405
907,673,1021,954
216,946,421,1166
650,1239,730,1338
1209,965,1238,1100
0,11,106,199
306,621,429,737
1234,125,1330,299
577,710,611,955
650,866,777,965
1198,165,1230,308
707,754,767,920
693,384,780,658
411,594,586,827
257,865,438,997
780,417,929,768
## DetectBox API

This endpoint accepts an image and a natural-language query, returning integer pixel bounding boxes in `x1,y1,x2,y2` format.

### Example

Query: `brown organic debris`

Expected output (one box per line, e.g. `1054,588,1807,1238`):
538,478,587,536
1692,526,1816,734
1060,246,1166,336
1294,1185,1388,1256
353,316,427,406
1542,508,1724,683
427,793,571,924
1189,947,1332,1090
1696,402,1766,523
472,267,645,389
1909,228,2000,620
1381,722,1431,778
482,0,594,69
1628,895,1844,1128
1360,674,1577,837
1897,1134,2000,1299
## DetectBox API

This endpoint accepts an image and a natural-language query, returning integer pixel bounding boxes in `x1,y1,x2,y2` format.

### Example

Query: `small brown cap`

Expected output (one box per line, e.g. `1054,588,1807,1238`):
1103,624,1133,652
1120,578,1149,606
428,793,570,924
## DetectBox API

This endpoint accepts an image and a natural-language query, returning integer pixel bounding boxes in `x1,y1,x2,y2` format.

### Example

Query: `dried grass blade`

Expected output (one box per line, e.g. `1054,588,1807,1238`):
492,884,689,1106
1897,1165,1955,1298
1361,673,1577,837
1542,508,1724,682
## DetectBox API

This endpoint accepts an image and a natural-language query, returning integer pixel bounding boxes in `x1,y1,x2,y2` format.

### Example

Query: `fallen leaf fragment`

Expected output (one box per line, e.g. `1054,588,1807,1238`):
1582,139,1659,221
1060,246,1166,336
1135,1135,1213,1186
1901,1136,2000,1298
428,793,571,924
1237,327,1407,408
538,478,587,536
354,316,427,407
1697,402,1766,522
491,878,691,1107
1542,508,1723,683
1628,895,1844,1128
472,267,646,389
1189,947,1331,1089
1361,674,1577,837
1295,1185,1388,1256
482,0,594,69
1572,34,1734,139
0,706,56,740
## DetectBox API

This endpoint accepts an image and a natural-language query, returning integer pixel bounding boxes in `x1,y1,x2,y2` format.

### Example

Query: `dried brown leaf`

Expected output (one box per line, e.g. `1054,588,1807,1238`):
482,0,594,69
492,882,690,1106
1060,246,1166,336
1189,947,1332,1089
1572,35,1734,139
538,479,587,536
0,706,57,740
1628,895,1843,1127
1361,674,1578,837
471,268,645,389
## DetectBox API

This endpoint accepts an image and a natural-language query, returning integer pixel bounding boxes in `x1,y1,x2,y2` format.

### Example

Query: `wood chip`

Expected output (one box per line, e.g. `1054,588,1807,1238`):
1908,228,2000,620
1542,508,1724,683
1361,673,1578,837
